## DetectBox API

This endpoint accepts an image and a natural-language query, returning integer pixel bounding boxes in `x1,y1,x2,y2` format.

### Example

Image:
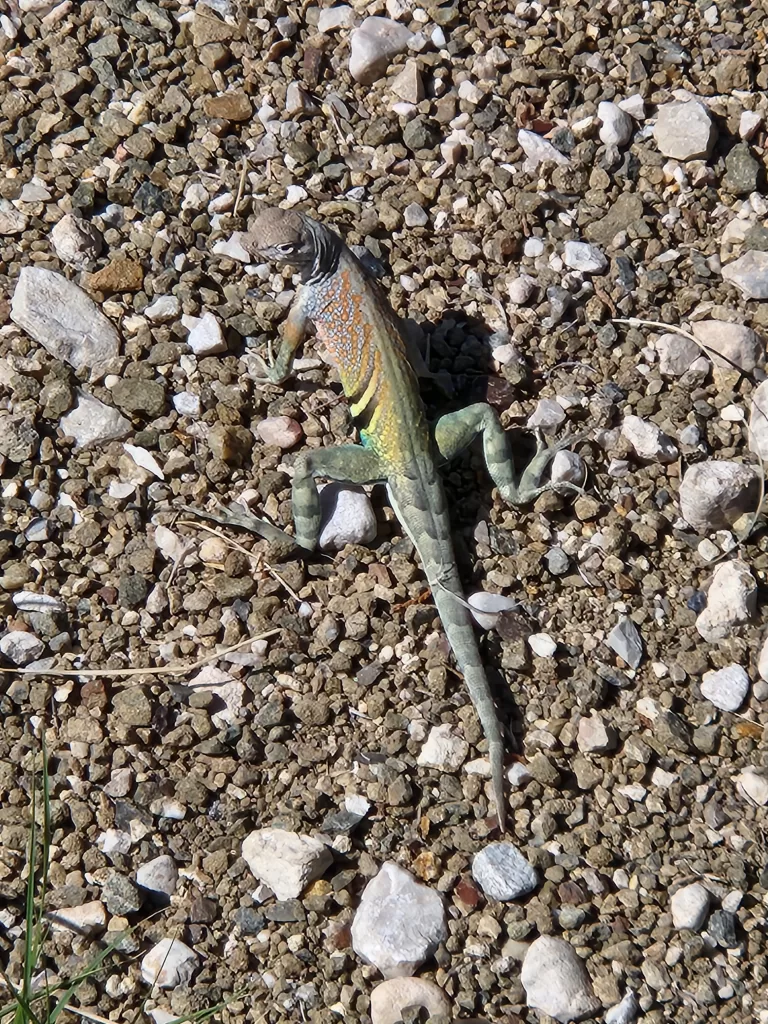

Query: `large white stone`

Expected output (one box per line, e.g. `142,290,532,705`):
695,560,757,643
670,882,710,931
521,936,601,1023
653,101,717,161
700,664,750,712
51,213,102,267
679,461,759,533
11,267,120,372
141,938,198,988
241,828,333,901
351,862,447,978
318,484,377,551
370,978,450,1024
349,17,413,85
417,723,469,771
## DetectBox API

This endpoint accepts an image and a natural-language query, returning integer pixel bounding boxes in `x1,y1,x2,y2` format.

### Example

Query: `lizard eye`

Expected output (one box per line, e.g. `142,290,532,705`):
276,242,297,254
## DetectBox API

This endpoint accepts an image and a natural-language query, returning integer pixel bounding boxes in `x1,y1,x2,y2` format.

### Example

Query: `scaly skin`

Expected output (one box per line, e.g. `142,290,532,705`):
243,208,580,832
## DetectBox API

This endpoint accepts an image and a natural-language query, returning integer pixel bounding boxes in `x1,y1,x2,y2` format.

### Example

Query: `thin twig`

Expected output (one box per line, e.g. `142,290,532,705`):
0,631,279,679
234,153,249,217
177,519,302,603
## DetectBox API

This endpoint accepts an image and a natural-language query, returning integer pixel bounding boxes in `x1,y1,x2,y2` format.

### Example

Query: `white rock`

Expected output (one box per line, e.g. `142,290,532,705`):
136,855,179,896
124,443,164,480
458,79,483,104
317,5,354,31
241,828,333,901
656,332,704,376
12,592,65,614
527,397,566,433
564,240,607,273
0,630,44,666
391,60,423,104
144,295,180,322
467,591,517,630
618,95,646,120
524,237,545,258
605,990,640,1024
736,767,768,806
173,392,201,418
212,232,251,263
551,449,584,486
181,182,209,211
351,861,447,978
722,250,768,300
508,762,532,787
528,632,556,657
679,460,759,533
696,559,757,643
184,311,227,355
318,484,377,551
518,129,569,171
691,320,762,373
349,17,413,85
370,978,450,1024
670,882,710,931
51,213,102,267
257,415,302,449
653,101,717,161
577,713,617,753
417,723,469,771
700,664,750,712
11,267,120,372
0,198,28,234
472,842,538,901
739,110,763,140
508,274,536,305
749,379,768,460
598,101,633,146
285,81,313,115
621,414,678,463
141,939,199,988
60,392,129,451
50,901,106,935
521,936,601,1023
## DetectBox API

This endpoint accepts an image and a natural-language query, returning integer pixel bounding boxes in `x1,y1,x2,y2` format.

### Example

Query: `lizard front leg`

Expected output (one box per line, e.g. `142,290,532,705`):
433,402,584,506
250,297,310,385
292,445,384,550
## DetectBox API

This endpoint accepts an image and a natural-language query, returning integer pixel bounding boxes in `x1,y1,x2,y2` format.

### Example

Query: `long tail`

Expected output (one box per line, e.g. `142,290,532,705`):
431,583,507,832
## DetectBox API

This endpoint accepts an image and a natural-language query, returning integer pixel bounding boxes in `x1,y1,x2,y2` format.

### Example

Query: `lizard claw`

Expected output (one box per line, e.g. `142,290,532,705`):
246,344,285,386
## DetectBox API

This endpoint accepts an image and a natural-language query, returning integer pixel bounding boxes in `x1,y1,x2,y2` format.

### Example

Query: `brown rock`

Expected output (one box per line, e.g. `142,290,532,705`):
88,260,144,293
203,92,252,121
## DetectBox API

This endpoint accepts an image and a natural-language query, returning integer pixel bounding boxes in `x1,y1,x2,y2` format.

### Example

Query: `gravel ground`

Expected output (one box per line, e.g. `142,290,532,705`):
2,0,768,1022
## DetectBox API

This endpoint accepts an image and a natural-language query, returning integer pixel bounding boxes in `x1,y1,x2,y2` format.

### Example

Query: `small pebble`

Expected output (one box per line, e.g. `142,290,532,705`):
700,664,750,712
471,842,538,901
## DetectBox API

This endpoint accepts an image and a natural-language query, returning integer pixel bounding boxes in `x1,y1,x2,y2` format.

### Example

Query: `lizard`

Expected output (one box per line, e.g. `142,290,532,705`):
241,207,579,832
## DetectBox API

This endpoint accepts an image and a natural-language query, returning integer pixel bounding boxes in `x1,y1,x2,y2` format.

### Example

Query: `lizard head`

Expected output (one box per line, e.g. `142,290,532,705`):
243,208,315,268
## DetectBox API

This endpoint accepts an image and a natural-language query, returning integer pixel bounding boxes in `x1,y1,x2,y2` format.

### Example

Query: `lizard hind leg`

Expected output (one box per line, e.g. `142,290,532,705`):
292,444,384,550
433,402,584,507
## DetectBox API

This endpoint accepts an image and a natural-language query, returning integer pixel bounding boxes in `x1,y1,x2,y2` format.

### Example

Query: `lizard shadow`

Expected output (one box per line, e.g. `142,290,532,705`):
403,308,559,751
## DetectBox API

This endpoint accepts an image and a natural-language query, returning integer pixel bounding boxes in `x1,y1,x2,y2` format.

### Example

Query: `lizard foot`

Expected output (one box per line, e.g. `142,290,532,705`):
247,338,286,386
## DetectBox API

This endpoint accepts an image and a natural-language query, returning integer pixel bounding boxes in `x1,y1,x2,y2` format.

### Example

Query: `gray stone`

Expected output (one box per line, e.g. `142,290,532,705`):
0,414,39,463
585,193,644,246
670,882,710,931
606,617,643,668
11,267,120,372
472,842,538,901
102,871,142,915
691,321,762,373
0,630,44,666
723,143,760,194
136,854,179,896
51,213,102,267
0,198,28,234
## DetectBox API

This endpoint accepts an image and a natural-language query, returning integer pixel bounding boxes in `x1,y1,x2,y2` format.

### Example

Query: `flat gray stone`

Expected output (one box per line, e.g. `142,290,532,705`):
11,267,120,372
59,391,131,450
722,250,768,300
472,842,538,901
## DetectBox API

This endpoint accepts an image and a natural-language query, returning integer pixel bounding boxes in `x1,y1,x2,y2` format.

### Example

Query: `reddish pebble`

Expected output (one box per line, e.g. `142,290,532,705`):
257,416,303,449
454,876,482,908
